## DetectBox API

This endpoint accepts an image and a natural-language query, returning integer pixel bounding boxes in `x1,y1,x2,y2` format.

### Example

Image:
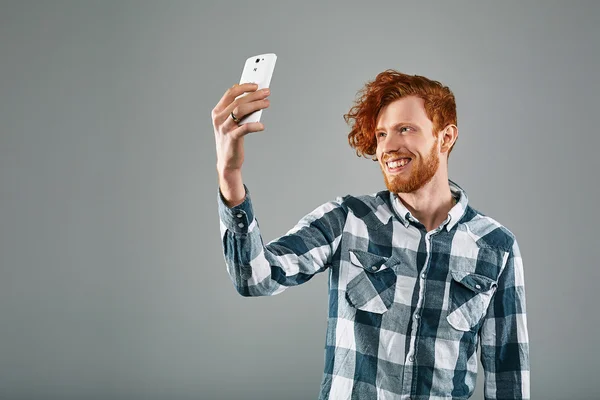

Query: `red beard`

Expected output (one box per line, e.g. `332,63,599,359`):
380,140,440,193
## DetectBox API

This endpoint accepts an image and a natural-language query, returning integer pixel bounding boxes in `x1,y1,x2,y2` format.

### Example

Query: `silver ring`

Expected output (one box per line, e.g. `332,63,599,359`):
230,111,241,123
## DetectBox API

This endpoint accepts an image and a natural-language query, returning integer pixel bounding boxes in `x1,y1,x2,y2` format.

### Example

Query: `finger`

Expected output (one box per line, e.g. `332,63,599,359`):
222,87,270,118
214,83,259,113
229,122,265,140
213,87,269,127
215,89,269,128
222,98,270,130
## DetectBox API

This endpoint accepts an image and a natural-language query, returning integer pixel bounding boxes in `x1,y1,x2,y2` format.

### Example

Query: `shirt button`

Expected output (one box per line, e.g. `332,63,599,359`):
414,314,420,319
475,284,482,290
236,213,243,218
371,266,378,271
238,223,244,228
409,356,414,362
421,273,426,279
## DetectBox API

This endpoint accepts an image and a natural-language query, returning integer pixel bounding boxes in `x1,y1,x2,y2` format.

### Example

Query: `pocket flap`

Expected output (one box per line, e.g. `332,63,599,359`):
450,270,496,293
349,249,388,273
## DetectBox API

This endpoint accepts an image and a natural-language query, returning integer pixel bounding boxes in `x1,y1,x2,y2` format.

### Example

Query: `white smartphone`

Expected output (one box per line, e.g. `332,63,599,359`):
236,53,277,125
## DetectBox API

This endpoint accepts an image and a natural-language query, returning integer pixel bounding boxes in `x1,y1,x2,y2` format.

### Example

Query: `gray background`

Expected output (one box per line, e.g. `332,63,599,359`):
1,1,598,399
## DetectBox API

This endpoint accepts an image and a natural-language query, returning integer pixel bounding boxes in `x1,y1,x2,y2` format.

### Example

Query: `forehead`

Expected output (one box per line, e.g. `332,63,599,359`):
375,96,432,130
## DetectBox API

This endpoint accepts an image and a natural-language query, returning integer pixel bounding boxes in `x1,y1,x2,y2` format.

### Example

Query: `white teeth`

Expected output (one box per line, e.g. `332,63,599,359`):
388,159,410,169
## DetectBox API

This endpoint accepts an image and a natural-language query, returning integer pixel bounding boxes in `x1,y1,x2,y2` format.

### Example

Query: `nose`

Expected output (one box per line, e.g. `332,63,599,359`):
379,133,404,155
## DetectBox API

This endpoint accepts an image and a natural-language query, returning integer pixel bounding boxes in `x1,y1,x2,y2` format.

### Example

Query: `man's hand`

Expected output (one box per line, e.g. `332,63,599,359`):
212,83,270,206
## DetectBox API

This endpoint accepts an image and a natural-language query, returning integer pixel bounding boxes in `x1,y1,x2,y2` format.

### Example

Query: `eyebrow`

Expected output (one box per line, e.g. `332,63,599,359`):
375,122,418,132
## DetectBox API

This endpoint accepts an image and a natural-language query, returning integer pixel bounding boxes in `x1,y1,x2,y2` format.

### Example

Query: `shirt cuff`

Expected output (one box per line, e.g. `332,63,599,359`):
217,184,254,234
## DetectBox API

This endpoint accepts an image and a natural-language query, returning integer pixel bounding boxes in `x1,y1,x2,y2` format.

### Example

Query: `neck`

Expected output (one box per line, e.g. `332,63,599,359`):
396,175,455,232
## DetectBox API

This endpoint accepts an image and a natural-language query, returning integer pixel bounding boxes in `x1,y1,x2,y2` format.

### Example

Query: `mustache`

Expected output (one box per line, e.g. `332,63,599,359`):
381,152,413,163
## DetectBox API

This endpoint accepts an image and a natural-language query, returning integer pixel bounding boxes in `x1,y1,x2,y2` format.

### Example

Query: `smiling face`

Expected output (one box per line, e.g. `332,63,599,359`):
375,96,443,194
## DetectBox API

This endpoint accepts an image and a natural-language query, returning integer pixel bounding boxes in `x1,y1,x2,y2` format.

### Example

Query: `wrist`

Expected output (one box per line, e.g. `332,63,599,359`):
217,167,245,207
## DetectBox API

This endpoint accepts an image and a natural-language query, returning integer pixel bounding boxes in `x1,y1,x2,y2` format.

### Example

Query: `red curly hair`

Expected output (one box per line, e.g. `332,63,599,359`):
345,70,457,160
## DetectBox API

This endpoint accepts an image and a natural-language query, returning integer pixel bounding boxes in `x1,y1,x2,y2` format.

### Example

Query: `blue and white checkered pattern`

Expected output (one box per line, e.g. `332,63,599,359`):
218,179,529,400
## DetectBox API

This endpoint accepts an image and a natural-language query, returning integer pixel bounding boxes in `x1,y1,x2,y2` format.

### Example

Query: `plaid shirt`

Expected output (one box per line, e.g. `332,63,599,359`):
217,179,529,400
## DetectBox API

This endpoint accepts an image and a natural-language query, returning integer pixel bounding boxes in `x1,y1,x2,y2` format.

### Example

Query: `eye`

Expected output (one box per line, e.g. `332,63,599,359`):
376,126,412,139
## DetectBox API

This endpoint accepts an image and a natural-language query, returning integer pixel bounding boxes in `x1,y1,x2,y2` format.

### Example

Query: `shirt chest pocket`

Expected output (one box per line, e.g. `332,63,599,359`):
446,270,498,332
344,249,397,314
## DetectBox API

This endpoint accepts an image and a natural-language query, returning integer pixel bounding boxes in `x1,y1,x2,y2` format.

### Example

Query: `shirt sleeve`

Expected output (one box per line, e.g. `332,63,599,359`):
479,238,530,400
217,185,348,297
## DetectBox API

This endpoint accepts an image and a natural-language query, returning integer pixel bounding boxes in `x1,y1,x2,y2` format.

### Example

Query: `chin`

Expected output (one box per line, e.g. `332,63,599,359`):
383,171,436,194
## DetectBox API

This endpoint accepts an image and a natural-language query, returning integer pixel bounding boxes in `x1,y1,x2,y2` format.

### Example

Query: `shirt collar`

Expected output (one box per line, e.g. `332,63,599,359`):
389,178,468,231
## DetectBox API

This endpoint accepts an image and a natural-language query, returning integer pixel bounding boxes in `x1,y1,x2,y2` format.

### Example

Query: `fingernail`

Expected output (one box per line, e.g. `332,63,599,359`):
263,88,270,94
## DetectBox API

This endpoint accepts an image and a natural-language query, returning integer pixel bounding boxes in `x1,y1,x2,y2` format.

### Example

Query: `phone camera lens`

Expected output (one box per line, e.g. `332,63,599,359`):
255,58,260,63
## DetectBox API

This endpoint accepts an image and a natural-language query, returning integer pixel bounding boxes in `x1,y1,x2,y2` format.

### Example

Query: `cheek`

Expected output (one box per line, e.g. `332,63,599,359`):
375,146,382,160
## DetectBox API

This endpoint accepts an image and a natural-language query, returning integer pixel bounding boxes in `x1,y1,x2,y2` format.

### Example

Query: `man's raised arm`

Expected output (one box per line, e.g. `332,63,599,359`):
212,83,348,297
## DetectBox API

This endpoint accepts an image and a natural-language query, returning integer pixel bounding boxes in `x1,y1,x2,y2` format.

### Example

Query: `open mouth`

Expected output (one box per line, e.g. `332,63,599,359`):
386,158,412,173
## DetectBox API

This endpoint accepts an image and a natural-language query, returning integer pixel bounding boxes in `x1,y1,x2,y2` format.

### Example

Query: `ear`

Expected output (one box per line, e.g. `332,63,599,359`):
439,124,458,155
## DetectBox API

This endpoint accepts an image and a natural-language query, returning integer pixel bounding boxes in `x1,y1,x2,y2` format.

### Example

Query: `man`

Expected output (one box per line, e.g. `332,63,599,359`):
212,70,530,400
